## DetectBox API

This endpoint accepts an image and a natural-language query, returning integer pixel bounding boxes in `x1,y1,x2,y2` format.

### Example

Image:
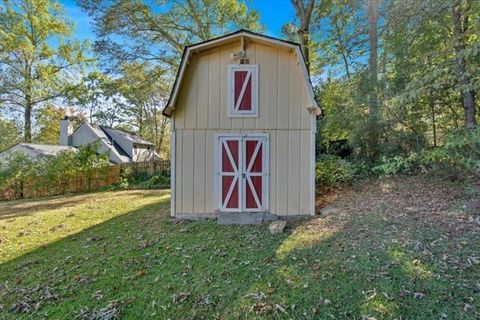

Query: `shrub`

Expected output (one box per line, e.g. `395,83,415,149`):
0,142,111,196
141,174,170,189
374,128,480,179
115,167,170,190
373,152,421,176
315,155,356,193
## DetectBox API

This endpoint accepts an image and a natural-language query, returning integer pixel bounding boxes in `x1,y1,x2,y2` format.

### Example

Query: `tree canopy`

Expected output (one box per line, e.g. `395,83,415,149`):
0,0,91,142
0,0,478,161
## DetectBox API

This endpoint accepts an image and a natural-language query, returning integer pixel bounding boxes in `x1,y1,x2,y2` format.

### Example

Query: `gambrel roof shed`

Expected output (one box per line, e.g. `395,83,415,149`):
165,30,321,223
163,29,322,117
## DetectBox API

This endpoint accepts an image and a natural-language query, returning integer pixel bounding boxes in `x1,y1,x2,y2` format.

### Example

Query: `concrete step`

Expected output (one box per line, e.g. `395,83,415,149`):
217,212,278,225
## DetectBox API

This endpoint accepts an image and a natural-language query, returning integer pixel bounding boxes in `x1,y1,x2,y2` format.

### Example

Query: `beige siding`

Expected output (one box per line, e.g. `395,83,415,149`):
174,42,313,131
173,129,314,216
172,40,316,217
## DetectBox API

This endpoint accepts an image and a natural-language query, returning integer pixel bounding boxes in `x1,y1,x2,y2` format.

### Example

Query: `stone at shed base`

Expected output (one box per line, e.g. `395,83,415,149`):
218,212,264,225
269,221,287,235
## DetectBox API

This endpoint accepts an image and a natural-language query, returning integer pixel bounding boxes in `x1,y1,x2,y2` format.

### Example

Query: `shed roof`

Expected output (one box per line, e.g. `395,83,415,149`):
162,29,321,117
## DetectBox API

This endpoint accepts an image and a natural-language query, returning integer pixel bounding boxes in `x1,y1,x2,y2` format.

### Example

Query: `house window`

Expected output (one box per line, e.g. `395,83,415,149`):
227,64,258,117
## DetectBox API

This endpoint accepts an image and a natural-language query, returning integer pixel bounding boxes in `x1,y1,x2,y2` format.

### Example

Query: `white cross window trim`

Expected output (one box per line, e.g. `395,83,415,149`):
227,64,259,117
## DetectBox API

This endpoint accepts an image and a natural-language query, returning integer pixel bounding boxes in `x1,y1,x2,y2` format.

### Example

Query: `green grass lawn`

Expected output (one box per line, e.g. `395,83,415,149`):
0,177,479,319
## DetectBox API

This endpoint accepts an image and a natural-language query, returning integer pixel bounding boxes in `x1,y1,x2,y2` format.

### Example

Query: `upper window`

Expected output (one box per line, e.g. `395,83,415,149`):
227,64,258,117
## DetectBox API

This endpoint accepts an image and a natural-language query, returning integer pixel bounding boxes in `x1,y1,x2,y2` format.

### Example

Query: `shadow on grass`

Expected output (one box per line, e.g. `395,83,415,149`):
0,198,478,319
0,189,164,221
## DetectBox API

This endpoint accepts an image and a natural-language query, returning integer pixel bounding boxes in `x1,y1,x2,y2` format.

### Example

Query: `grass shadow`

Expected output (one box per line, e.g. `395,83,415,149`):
0,189,165,221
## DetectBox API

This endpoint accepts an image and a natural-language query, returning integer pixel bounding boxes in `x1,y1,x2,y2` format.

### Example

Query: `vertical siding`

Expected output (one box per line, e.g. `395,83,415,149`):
277,49,290,129
174,129,313,215
175,131,183,213
219,46,232,129
288,131,301,214
208,51,220,128
289,54,302,129
173,40,316,216
193,130,206,212
300,130,313,215
268,130,277,214
265,47,278,130
275,130,289,215
184,62,197,129
181,130,194,213
196,56,209,129
175,43,310,131
204,130,217,212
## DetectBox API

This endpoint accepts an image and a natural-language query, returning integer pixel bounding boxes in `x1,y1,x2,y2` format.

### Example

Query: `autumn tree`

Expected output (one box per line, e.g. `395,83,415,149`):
0,116,21,151
0,0,90,142
113,63,170,154
451,0,477,128
34,105,84,144
77,0,262,70
364,0,381,157
290,0,315,74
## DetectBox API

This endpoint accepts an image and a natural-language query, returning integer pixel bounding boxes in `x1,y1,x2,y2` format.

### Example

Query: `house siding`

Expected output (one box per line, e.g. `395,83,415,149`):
71,123,124,164
173,41,316,217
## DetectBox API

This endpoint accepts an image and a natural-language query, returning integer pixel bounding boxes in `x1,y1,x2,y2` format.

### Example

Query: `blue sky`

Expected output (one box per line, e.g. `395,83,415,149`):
60,0,295,42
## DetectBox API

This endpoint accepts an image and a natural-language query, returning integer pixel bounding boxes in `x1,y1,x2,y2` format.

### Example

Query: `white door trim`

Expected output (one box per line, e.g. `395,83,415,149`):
215,133,269,213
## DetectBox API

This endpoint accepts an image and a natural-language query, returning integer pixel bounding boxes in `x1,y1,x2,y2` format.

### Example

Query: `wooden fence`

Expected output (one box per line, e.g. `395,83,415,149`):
0,165,121,201
0,160,171,201
123,159,170,177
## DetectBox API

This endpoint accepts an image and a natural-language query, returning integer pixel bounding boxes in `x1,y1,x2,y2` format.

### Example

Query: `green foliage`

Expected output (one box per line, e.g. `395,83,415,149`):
78,0,262,70
34,105,85,144
373,152,422,176
374,128,480,179
422,128,480,178
34,105,64,144
0,117,21,152
116,168,170,190
313,0,480,160
0,141,111,195
315,155,356,193
137,173,170,189
0,152,38,190
0,0,91,141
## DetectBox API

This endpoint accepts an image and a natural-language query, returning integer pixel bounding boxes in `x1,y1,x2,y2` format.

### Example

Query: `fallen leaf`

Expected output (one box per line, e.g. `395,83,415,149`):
172,292,189,304
414,292,425,299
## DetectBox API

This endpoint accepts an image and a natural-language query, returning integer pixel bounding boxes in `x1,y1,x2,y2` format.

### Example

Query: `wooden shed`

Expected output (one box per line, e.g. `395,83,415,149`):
163,30,322,222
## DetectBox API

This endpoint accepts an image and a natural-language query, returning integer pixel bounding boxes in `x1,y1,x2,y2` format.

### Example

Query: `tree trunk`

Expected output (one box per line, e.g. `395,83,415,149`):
157,118,168,158
291,0,315,75
366,0,380,157
429,92,437,147
332,19,351,80
24,99,32,142
451,0,477,128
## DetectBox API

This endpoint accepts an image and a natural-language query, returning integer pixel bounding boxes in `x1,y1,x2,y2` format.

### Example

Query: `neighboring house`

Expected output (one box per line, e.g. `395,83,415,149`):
60,118,159,164
163,30,322,221
0,143,77,162
0,119,158,164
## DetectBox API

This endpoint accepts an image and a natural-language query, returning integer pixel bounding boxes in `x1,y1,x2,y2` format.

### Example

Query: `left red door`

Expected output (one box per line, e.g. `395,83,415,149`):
220,138,241,210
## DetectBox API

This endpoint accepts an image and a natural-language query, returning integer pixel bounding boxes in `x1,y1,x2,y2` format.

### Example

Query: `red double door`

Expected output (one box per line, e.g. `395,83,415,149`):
218,135,268,212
